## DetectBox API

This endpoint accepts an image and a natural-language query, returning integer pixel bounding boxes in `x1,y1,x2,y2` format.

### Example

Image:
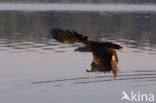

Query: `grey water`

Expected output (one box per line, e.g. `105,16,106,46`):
1,3,156,12
0,2,156,103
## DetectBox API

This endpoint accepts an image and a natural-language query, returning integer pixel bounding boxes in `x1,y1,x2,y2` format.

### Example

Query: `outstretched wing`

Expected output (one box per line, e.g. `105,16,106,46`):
88,42,123,50
51,29,89,44
51,28,123,50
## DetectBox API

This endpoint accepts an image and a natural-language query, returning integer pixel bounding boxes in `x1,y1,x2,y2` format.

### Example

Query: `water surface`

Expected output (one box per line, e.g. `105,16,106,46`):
0,3,156,103
1,3,156,12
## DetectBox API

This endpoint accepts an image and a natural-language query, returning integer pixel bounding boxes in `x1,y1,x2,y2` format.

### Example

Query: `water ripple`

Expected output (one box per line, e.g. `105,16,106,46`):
12,71,156,88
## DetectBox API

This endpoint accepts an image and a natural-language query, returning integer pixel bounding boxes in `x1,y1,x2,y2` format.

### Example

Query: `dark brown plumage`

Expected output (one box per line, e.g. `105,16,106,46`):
51,28,123,78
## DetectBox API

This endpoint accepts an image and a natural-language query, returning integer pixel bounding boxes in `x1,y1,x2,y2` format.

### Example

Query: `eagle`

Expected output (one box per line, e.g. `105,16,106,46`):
51,29,123,79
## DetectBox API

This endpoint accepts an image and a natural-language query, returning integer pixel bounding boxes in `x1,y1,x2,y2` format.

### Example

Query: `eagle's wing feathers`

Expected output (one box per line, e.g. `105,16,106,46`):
51,29,89,44
51,28,123,50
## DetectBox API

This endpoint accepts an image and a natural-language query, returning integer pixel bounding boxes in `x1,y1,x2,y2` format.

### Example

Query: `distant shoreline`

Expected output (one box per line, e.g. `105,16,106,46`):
0,3,156,12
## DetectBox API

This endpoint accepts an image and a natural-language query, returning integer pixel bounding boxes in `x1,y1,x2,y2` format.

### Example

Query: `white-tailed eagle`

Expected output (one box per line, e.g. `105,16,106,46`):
51,29,123,78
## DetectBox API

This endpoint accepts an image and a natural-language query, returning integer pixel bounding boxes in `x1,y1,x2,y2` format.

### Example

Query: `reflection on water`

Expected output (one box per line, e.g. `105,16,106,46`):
0,5,156,103
0,11,156,53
